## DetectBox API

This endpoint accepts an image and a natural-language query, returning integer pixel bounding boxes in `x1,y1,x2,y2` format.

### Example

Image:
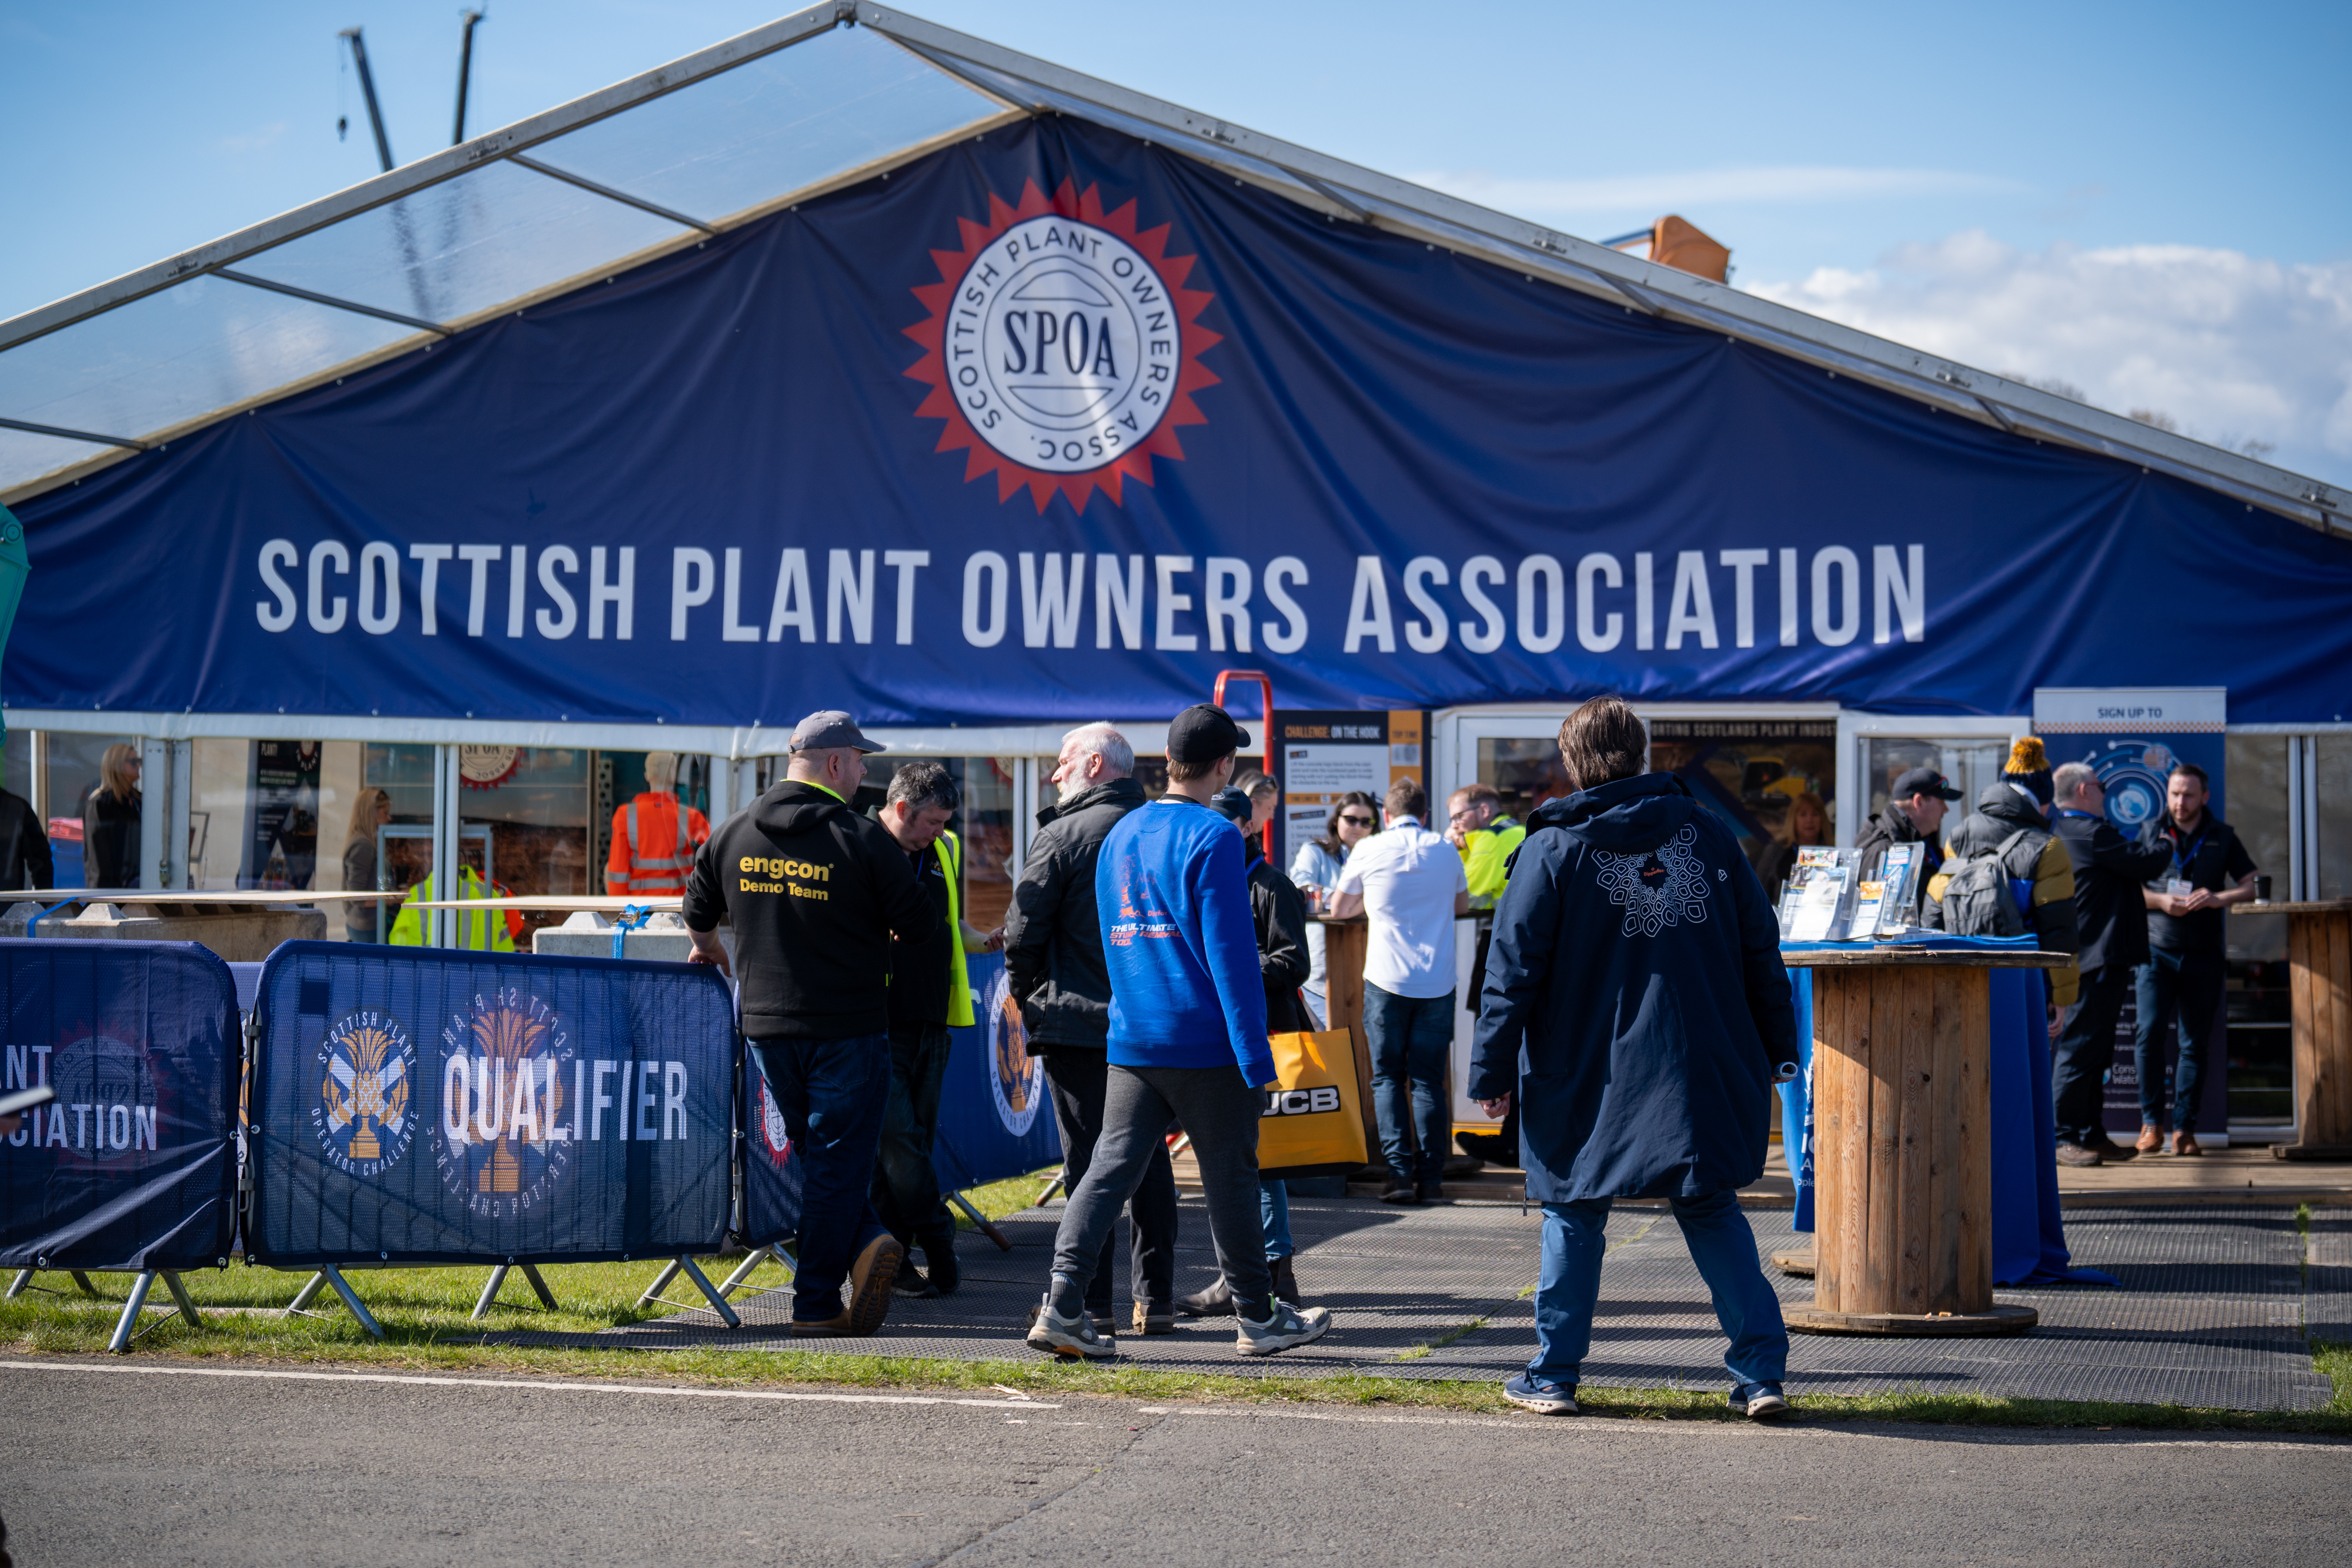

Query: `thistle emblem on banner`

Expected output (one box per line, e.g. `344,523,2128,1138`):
984,965,1042,1137
906,177,1221,512
314,1010,415,1177
436,988,577,1219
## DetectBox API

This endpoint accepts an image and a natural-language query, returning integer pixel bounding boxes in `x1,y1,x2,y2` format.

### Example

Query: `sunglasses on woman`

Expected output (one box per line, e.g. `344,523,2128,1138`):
1339,813,1375,827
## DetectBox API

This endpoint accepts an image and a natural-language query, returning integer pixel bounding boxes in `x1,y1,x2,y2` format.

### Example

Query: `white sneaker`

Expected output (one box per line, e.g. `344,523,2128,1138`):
1025,1296,1116,1360
1236,1300,1332,1356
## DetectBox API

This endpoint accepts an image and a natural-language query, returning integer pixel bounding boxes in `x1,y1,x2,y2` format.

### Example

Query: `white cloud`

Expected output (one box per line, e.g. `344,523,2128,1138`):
1413,166,2016,219
1749,233,2352,483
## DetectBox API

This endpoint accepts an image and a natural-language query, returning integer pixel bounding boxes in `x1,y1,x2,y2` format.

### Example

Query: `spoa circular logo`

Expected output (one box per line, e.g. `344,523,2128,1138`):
984,964,1043,1138
907,178,1221,512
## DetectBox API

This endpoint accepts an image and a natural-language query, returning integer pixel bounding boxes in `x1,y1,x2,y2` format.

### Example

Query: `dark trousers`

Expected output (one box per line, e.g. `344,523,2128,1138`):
2053,962,2131,1147
872,1021,956,1259
1366,981,1455,1183
2134,948,2225,1134
748,1032,891,1322
1040,1052,1178,1310
1051,1063,1274,1320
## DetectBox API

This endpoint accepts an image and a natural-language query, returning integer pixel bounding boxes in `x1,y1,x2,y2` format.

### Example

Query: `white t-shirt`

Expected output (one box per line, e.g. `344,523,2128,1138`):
1334,815,1466,999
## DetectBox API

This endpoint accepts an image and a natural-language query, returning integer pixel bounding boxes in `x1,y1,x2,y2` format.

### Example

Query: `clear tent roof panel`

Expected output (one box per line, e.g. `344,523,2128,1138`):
236,159,691,327
527,24,1004,229
0,273,416,457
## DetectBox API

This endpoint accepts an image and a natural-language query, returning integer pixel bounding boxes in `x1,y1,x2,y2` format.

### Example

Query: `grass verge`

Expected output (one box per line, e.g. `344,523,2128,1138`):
6,1169,2347,1436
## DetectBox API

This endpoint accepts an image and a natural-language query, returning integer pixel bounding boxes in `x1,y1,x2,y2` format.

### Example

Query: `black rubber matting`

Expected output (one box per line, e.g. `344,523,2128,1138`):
464,1197,2336,1411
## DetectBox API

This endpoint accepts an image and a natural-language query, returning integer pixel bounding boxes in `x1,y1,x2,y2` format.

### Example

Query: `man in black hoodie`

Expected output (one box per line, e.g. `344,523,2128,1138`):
1000,721,1180,1335
684,710,936,1335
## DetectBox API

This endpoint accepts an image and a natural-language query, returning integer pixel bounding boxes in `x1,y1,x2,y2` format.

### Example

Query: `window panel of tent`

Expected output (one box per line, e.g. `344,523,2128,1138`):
0,276,412,456
233,161,687,329
0,426,117,496
527,26,1004,228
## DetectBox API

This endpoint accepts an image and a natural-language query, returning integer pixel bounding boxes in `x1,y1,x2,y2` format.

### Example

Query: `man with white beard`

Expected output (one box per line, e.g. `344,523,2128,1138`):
1000,722,1180,1335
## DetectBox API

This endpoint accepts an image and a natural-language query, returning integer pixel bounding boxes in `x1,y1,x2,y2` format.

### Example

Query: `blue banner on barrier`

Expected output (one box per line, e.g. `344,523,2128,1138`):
0,940,239,1272
736,953,1058,1249
248,942,735,1266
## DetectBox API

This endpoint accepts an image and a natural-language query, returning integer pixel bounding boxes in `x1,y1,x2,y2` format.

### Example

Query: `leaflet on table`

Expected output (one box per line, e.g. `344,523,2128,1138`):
1850,880,1887,937
1779,848,1860,941
1873,842,1925,935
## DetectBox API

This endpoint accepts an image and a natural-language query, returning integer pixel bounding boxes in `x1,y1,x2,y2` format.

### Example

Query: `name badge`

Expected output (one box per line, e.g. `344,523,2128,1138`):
2166,878,2195,898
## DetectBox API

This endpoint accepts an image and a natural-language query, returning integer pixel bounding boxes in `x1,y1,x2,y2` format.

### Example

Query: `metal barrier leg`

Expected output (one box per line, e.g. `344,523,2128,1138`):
471,1265,512,1321
71,1270,100,1297
6,1269,32,1299
717,1243,797,1299
318,1265,385,1340
674,1256,741,1329
286,1272,330,1313
946,1189,1014,1252
634,1258,685,1308
520,1263,558,1310
160,1271,204,1330
108,1272,157,1353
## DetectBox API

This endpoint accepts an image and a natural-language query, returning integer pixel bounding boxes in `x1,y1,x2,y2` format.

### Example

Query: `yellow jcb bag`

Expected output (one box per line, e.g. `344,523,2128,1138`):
1257,1027,1368,1180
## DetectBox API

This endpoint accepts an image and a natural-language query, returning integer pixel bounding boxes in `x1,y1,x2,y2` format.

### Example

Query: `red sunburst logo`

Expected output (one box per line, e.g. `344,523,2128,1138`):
904,178,1221,513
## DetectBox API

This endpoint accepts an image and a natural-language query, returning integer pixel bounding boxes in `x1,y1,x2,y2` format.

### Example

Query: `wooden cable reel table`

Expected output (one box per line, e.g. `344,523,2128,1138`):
1782,947,2075,1337
2234,900,2352,1161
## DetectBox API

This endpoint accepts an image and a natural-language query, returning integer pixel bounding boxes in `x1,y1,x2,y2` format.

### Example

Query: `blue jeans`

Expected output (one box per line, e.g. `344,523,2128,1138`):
1260,1178,1292,1261
2134,948,2225,1134
748,1032,892,1322
1365,981,1455,1183
1531,1189,1788,1389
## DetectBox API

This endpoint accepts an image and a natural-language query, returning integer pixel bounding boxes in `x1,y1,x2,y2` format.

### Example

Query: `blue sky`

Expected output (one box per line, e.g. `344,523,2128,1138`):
5,1,2348,477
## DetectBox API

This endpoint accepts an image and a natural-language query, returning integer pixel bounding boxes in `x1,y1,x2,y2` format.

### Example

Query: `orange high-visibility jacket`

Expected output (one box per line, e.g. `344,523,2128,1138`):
605,791,712,895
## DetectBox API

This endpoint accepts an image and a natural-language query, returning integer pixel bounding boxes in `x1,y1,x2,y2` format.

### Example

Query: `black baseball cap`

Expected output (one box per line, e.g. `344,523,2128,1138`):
787,710,885,754
1167,703,1250,766
1208,785,1255,825
1892,766,1962,801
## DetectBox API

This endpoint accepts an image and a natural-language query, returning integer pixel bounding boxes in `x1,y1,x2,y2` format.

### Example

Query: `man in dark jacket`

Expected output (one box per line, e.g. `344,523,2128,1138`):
1853,765,1960,896
2132,762,2258,1156
999,722,1179,1334
684,710,936,1335
1473,697,1799,1422
2048,761,2175,1165
0,785,54,892
1925,775,2081,1024
1178,785,1315,1317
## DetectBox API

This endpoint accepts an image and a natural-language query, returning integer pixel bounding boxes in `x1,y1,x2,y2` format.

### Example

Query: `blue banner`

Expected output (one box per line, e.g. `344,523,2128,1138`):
0,940,239,1272
736,953,1057,1249
248,943,733,1266
12,118,2352,730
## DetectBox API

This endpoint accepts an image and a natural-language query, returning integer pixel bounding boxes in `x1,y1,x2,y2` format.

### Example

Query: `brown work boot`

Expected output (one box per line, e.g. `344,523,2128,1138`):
2135,1124,2164,1154
2170,1129,2204,1157
2054,1142,2103,1168
843,1233,904,1336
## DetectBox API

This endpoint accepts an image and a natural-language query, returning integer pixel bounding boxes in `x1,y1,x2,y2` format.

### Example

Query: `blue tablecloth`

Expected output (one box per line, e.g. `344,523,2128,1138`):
1780,936,2114,1288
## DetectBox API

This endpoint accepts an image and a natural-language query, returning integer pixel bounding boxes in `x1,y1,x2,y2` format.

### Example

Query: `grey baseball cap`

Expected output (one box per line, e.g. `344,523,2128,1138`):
787,710,886,754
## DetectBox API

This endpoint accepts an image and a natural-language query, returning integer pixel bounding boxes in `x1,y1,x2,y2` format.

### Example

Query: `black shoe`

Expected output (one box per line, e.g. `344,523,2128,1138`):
1456,1131,1518,1165
1416,1180,1445,1202
921,1244,959,1296
892,1263,940,1298
1379,1181,1419,1205
1269,1256,1302,1306
2086,1134,2137,1162
1177,1278,1235,1317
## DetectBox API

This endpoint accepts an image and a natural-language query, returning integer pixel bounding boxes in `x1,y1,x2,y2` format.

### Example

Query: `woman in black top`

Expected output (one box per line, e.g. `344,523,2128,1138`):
342,788,394,942
82,743,142,888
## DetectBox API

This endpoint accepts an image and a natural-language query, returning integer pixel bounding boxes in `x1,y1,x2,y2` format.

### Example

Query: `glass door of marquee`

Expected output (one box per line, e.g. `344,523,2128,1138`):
1439,708,1846,1139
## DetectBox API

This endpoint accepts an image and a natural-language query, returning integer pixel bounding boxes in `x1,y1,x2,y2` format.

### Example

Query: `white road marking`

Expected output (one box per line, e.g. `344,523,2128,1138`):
0,1360,1057,1410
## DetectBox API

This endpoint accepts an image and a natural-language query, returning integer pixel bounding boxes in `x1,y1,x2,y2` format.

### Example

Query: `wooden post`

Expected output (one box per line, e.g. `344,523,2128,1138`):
1783,948,2062,1337
2253,900,2352,1159
1317,917,1378,1155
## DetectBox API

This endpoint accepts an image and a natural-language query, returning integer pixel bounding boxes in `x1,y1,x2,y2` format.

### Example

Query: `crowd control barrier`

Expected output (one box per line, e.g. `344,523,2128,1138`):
247,942,742,1332
0,939,240,1350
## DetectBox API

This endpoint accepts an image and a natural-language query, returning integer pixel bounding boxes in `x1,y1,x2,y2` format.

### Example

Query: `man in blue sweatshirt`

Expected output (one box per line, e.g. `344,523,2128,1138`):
1025,704,1334,1359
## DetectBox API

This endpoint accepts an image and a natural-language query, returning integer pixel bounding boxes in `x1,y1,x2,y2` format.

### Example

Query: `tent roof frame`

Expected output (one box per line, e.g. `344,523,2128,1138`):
2,0,2342,536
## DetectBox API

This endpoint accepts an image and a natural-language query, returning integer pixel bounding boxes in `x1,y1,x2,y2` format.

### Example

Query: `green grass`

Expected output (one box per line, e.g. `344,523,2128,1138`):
6,1169,2349,1436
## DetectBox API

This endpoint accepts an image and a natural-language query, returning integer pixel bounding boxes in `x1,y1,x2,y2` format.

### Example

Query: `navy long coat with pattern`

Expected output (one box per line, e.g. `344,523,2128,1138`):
1469,771,1798,1203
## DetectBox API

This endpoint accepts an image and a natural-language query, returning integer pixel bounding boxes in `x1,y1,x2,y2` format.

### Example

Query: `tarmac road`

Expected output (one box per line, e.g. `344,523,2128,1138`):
1,1359,2346,1567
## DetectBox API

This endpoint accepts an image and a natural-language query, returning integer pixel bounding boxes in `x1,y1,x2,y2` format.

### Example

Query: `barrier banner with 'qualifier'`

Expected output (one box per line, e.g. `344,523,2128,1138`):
247,943,734,1266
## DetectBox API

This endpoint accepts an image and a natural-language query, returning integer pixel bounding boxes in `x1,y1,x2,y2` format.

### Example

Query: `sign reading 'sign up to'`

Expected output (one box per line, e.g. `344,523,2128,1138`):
246,943,736,1268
